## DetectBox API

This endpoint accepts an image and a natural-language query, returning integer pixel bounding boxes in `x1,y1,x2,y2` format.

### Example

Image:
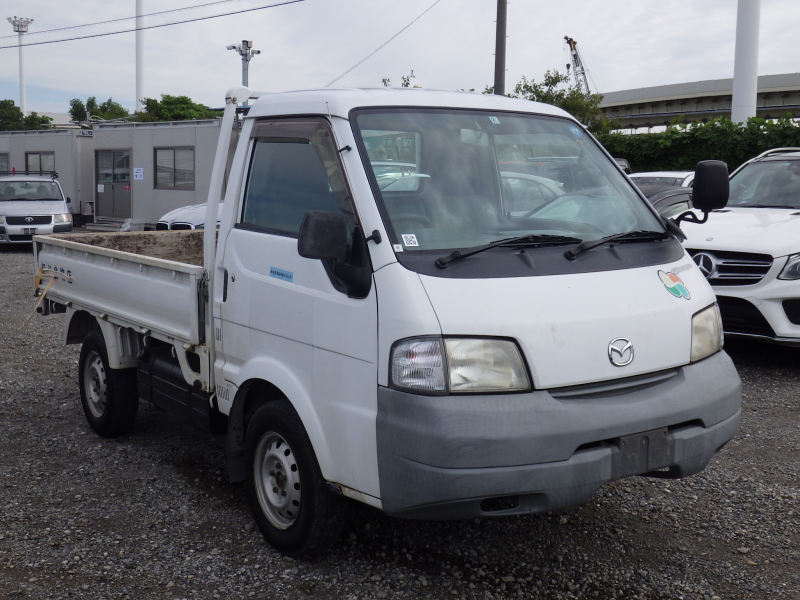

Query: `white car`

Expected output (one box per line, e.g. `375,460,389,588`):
0,173,73,243
681,148,800,345
156,202,223,230
631,171,695,187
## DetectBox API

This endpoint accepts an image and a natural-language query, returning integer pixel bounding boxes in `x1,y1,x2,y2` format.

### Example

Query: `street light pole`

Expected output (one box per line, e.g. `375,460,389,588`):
226,41,260,106
493,0,507,96
7,16,33,116
731,0,761,124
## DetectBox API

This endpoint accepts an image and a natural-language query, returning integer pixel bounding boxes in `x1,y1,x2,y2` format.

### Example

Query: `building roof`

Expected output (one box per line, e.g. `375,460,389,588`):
600,73,800,107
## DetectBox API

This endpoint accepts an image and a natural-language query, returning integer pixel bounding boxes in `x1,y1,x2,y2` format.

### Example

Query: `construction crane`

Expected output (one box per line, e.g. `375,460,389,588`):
564,36,591,96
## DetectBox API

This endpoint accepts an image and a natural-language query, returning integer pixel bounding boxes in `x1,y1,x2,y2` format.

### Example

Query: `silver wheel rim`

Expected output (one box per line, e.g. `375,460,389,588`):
253,431,301,530
83,350,107,419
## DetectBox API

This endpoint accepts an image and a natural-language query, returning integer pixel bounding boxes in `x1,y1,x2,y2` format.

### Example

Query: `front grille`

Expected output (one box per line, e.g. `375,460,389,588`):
170,223,193,231
8,235,33,242
686,249,772,286
783,300,800,325
717,296,776,337
6,215,52,225
155,222,169,231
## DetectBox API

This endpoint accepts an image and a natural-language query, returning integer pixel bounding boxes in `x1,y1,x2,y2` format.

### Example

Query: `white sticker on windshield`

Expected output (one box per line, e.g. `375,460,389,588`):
401,234,419,247
393,244,404,253
569,125,583,137
489,116,501,124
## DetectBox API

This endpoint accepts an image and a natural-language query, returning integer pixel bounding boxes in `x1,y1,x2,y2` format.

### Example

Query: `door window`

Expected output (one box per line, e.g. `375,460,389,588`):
26,152,55,173
240,119,356,237
0,153,8,171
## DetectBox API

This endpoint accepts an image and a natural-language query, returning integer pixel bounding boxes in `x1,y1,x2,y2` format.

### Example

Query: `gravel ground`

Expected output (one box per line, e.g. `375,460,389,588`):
1,243,798,600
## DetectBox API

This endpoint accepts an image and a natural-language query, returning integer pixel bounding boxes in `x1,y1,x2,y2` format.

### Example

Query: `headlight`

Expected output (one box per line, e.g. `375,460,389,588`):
53,213,71,224
390,337,531,394
778,253,800,280
0,215,5,224
691,303,723,362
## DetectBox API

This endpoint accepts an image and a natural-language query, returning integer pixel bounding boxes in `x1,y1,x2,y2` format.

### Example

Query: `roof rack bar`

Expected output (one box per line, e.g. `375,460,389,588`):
754,147,800,159
0,170,58,179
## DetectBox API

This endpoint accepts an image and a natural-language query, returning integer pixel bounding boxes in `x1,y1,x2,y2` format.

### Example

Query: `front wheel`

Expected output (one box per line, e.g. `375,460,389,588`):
244,400,345,557
78,330,139,437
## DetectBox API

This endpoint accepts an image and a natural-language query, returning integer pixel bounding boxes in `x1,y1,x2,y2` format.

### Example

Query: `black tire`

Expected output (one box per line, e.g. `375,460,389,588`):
244,400,346,557
78,330,139,438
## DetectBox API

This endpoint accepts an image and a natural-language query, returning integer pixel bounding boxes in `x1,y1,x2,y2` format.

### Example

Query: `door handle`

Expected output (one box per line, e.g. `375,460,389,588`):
222,269,228,302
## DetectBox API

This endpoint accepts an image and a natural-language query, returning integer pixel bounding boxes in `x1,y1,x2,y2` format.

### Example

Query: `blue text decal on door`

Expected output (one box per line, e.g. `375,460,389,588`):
269,267,294,283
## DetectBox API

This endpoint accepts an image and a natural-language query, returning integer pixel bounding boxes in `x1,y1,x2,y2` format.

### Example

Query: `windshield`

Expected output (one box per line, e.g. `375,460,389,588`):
352,109,662,252
729,159,800,208
0,181,63,202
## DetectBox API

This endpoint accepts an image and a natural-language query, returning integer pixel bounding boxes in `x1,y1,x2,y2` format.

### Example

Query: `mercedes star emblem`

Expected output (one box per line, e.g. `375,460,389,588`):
608,338,634,367
24,216,34,223
692,252,716,279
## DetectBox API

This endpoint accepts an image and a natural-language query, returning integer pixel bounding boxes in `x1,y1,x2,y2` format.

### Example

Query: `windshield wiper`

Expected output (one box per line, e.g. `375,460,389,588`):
565,230,669,261
435,234,581,268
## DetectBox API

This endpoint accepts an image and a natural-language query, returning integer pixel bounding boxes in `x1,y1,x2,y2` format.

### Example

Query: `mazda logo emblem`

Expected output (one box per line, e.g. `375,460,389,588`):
25,216,34,223
693,252,716,279
608,338,634,367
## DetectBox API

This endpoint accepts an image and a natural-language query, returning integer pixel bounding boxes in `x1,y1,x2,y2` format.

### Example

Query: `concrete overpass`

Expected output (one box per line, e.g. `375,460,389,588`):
599,72,800,130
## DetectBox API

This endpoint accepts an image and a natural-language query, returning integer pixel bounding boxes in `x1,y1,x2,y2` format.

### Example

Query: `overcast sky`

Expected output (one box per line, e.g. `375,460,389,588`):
1,0,798,115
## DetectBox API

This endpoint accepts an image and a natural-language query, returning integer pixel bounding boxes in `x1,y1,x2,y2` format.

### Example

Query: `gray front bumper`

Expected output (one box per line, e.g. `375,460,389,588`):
377,351,741,519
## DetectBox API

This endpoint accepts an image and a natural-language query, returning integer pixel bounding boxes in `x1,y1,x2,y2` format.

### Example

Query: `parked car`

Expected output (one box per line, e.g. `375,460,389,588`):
614,158,632,174
681,148,800,344
638,185,694,219
0,172,72,243
156,202,224,230
631,171,695,187
33,87,740,557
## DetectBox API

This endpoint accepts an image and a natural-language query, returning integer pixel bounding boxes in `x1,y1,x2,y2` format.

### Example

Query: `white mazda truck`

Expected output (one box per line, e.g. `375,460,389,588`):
682,148,800,345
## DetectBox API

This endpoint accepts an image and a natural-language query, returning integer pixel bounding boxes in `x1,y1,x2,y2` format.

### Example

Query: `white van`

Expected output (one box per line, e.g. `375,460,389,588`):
32,87,741,556
1,172,73,243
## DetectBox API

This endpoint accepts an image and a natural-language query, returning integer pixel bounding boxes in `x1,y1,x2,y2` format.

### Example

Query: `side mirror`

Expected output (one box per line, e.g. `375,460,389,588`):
297,211,347,264
66,197,72,204
692,160,729,212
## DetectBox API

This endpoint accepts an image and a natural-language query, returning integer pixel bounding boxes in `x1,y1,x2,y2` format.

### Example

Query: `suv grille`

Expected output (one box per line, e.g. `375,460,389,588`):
686,249,772,286
6,215,52,225
717,296,776,337
155,222,169,231
170,223,193,230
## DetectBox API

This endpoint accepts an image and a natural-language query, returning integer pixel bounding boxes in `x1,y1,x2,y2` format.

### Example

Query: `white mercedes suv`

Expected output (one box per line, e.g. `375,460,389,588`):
681,148,800,345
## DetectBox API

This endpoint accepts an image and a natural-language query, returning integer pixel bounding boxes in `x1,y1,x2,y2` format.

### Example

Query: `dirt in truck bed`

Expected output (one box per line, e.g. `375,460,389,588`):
47,230,207,267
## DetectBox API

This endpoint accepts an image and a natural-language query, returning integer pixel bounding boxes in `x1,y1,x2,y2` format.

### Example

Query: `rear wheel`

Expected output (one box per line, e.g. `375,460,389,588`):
244,400,345,556
78,330,139,437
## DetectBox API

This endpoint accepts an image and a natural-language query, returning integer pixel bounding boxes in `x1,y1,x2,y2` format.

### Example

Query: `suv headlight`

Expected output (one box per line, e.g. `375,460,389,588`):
691,303,723,362
53,213,71,224
0,215,5,224
390,336,531,394
778,253,800,280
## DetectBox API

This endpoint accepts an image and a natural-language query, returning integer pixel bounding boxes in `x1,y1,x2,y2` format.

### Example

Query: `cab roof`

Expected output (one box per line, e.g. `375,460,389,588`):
245,87,574,121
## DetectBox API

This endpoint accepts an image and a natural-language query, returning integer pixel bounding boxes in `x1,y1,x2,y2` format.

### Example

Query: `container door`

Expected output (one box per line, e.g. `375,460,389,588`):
95,149,131,218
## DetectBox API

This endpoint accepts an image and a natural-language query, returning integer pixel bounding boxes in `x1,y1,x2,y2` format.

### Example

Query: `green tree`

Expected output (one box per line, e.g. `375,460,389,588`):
487,70,616,135
134,94,217,122
0,100,51,131
69,96,129,122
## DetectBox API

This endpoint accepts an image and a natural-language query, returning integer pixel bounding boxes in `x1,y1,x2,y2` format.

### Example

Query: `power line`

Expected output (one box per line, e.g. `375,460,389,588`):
0,0,244,40
0,0,303,50
325,0,443,88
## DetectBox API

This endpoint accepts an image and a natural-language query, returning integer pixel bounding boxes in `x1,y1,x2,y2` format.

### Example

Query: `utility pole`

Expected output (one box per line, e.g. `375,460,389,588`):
493,0,507,96
7,16,33,116
136,0,144,112
731,0,761,124
227,41,260,105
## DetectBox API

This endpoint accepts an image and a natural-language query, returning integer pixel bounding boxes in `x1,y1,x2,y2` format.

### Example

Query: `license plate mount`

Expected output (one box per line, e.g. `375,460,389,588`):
617,427,673,477
23,228,37,234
